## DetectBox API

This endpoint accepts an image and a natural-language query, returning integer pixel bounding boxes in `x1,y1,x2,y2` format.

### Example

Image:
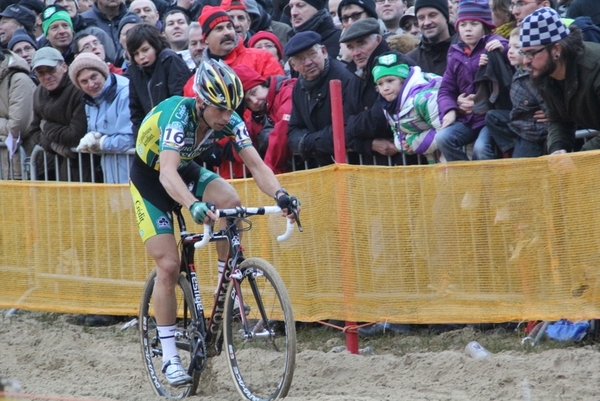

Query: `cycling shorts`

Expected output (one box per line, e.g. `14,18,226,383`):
129,156,219,242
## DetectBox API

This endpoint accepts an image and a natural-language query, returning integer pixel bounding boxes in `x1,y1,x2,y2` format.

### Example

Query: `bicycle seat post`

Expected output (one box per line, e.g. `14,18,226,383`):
173,205,188,237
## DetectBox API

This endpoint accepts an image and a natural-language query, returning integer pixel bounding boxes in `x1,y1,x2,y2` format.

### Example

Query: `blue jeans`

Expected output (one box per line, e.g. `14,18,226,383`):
485,110,545,158
436,122,496,161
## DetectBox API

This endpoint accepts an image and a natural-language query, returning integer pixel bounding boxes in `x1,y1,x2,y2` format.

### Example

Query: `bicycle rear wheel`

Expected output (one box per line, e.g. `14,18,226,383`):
139,268,201,398
223,257,296,400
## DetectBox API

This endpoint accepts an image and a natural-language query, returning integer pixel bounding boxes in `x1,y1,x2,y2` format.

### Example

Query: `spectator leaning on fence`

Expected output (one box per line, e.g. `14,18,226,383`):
435,0,508,162
69,52,133,184
26,47,91,181
0,48,36,180
233,64,297,174
285,31,356,168
520,7,600,153
484,27,548,158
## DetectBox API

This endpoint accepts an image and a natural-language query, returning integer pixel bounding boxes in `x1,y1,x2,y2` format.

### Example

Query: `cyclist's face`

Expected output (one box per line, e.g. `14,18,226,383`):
198,99,233,131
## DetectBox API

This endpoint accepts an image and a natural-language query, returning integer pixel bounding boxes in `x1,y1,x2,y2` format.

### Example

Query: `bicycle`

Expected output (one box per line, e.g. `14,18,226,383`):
139,202,302,400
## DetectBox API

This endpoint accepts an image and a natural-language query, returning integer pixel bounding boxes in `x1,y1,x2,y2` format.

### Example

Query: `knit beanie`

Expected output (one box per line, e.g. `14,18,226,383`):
118,12,142,37
455,0,495,30
198,6,232,39
7,28,37,51
337,0,378,21
248,30,284,59
372,52,410,83
520,7,568,47
232,64,266,92
68,52,110,90
302,0,327,11
414,0,449,23
41,5,73,36
221,0,246,11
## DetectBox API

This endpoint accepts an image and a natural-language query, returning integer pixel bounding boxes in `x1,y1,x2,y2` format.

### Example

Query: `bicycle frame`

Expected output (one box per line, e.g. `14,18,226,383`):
172,204,297,368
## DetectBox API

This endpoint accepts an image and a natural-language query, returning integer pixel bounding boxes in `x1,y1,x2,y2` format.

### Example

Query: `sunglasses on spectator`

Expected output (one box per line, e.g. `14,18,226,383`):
518,45,548,59
34,65,60,78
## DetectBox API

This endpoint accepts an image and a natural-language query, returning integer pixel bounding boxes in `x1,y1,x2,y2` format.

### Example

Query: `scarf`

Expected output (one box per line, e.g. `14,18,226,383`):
299,56,330,93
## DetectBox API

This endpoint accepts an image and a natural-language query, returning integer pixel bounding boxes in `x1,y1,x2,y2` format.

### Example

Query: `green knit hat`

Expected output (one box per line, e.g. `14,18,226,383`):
372,53,409,83
41,6,73,36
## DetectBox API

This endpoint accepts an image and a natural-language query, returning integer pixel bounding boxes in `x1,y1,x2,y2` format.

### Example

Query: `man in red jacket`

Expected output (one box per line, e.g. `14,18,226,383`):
183,6,284,97
233,65,296,174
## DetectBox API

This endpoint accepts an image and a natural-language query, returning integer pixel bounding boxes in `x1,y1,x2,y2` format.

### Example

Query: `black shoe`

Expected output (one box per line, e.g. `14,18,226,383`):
358,322,411,338
75,314,117,327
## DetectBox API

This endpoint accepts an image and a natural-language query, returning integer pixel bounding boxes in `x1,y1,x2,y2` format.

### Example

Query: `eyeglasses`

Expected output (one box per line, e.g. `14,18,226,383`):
34,65,59,78
80,40,101,53
374,0,399,4
509,0,536,10
518,46,547,59
290,48,321,64
340,11,365,24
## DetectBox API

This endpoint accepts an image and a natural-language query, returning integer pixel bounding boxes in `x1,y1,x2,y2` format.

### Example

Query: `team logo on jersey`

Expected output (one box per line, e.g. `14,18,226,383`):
156,216,171,229
282,114,291,121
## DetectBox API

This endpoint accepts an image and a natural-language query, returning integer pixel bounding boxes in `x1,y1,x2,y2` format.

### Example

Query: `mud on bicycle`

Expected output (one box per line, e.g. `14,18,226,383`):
139,201,302,400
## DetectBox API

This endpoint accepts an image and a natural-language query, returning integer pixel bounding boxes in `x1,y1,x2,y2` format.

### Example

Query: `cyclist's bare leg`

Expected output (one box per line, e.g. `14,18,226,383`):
144,234,180,326
202,177,242,262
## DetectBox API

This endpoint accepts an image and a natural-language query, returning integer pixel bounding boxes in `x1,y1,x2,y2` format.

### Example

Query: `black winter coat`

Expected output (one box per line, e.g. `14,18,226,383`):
287,57,357,167
127,48,191,137
345,43,416,165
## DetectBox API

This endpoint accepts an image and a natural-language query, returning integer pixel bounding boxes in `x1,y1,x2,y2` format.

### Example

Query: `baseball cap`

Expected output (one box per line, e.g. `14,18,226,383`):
0,4,36,31
31,46,64,69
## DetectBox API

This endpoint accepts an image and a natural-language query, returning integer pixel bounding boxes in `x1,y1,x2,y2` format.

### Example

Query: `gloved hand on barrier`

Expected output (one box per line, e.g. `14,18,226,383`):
77,131,105,152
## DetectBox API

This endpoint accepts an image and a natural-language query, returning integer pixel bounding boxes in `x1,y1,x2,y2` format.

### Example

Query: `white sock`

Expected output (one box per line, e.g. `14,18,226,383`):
215,260,226,294
158,325,178,366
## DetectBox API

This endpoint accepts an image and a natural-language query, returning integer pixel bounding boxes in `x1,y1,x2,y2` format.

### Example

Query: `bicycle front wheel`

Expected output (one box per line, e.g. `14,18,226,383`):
139,268,201,398
223,257,296,400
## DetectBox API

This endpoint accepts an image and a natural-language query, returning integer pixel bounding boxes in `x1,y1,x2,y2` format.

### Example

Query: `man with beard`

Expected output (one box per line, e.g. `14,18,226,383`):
406,0,454,76
285,31,356,168
286,0,341,59
341,18,416,165
520,7,600,153
183,6,283,98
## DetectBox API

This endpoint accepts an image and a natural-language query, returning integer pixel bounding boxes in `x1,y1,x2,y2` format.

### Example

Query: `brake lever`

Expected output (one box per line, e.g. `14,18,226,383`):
291,199,303,232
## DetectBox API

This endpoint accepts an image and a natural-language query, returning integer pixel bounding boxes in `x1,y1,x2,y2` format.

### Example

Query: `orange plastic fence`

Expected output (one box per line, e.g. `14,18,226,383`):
1,153,600,323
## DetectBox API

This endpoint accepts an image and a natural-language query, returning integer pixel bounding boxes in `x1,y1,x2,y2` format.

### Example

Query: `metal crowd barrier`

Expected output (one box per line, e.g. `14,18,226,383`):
0,142,30,180
1,129,598,183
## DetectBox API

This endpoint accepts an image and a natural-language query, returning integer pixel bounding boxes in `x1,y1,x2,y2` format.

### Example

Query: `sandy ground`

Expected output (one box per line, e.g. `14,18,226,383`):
1,311,600,401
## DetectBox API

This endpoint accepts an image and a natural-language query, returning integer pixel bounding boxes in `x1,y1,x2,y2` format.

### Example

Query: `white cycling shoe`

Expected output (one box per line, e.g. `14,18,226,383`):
162,356,192,387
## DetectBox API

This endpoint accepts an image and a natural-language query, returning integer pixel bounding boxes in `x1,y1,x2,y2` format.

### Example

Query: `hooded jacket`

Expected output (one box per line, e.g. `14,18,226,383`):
0,50,35,179
83,73,134,183
246,75,296,174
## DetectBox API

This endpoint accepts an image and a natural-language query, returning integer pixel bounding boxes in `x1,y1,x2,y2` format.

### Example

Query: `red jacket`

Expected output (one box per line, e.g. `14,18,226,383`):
246,76,296,174
183,37,284,98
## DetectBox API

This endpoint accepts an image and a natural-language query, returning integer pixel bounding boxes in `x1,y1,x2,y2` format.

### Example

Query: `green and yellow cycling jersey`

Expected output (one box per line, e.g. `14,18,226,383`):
135,96,253,171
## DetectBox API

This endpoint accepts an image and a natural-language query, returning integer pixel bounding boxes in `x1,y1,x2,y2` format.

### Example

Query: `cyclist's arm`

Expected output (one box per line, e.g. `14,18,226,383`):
238,145,283,199
159,149,199,209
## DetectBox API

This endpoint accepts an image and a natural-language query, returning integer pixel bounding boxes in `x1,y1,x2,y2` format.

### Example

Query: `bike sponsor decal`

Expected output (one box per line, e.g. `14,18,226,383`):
190,270,203,311
233,367,263,401
143,338,162,389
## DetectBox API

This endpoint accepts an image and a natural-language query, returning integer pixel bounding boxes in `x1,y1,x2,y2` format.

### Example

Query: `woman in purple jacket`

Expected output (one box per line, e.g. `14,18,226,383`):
435,0,509,162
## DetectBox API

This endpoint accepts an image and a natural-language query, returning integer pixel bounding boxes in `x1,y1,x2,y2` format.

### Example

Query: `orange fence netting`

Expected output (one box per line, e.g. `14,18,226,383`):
1,152,600,323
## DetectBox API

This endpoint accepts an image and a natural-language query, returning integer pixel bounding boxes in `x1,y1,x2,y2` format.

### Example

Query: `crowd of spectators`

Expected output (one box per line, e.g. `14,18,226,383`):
0,0,599,327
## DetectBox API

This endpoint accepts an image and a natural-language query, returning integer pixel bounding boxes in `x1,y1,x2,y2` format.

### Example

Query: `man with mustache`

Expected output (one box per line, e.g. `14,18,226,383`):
520,7,600,153
183,6,283,97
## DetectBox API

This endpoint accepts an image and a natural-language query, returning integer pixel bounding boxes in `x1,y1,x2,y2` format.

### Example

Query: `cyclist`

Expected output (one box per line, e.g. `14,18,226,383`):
130,59,299,387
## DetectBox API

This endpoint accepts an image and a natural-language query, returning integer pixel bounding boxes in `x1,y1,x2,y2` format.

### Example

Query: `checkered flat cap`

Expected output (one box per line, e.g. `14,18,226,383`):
520,7,568,48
